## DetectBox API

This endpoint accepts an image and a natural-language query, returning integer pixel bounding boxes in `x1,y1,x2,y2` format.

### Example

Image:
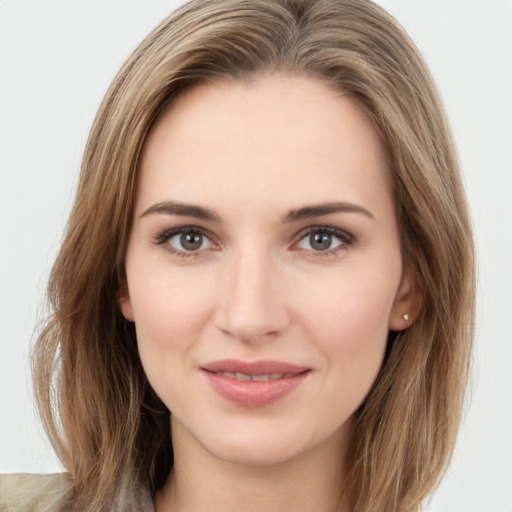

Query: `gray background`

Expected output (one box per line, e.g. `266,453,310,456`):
1,1,511,510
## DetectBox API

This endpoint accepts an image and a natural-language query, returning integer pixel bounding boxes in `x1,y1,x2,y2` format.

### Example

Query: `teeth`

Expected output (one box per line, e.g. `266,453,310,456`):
216,371,286,381
251,374,270,381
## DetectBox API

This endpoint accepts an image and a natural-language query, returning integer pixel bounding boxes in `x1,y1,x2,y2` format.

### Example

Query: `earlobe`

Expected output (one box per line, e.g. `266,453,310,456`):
117,279,135,322
389,270,422,331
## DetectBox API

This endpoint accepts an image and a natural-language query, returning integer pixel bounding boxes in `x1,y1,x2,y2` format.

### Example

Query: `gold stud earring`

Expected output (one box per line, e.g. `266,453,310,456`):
403,313,409,321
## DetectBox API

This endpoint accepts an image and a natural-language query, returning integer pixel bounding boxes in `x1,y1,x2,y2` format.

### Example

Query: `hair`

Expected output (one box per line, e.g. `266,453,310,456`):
32,1,475,511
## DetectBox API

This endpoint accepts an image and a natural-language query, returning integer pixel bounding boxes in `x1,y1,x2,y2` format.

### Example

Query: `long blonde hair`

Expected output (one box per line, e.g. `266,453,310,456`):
33,1,475,511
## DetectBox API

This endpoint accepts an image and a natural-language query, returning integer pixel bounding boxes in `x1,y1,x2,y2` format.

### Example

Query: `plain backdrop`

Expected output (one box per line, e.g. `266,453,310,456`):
1,1,511,511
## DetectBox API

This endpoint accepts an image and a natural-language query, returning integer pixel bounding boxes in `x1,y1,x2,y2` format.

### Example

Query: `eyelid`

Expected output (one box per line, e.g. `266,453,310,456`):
153,225,219,257
153,224,354,258
291,225,355,253
295,225,354,241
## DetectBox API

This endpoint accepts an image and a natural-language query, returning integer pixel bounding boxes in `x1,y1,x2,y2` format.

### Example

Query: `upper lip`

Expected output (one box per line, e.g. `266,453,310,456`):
201,359,310,376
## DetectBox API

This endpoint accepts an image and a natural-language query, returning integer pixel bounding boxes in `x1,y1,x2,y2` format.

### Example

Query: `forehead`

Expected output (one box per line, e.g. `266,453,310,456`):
136,74,393,220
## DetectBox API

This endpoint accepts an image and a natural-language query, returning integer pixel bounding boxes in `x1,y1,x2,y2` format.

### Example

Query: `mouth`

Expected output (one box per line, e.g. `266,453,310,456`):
200,359,311,407
206,371,302,381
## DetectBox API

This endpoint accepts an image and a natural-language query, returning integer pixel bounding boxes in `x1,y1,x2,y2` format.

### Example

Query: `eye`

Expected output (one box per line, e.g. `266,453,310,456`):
294,227,353,254
155,227,215,256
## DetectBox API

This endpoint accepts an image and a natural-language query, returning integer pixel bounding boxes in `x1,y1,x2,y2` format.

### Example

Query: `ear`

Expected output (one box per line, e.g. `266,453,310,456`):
389,268,422,331
117,278,135,322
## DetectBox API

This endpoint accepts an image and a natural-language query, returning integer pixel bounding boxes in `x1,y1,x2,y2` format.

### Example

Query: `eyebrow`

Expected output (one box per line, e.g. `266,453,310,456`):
140,200,374,223
284,202,374,222
141,201,221,222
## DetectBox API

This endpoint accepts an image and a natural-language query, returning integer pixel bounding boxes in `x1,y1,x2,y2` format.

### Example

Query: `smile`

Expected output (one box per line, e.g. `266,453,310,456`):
210,371,299,381
201,359,311,407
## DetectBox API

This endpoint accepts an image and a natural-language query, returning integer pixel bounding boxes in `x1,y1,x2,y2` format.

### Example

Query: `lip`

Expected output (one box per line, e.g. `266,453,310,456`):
200,359,311,407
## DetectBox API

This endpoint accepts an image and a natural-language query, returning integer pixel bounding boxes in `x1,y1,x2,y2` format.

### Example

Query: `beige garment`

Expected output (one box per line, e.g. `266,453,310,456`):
0,473,72,512
0,473,156,511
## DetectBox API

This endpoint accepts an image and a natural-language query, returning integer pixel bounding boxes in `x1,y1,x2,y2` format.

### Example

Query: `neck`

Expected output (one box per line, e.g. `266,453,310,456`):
155,420,351,512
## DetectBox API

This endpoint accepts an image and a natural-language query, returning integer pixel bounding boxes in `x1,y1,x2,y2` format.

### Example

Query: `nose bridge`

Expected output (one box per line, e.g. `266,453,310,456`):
215,243,288,342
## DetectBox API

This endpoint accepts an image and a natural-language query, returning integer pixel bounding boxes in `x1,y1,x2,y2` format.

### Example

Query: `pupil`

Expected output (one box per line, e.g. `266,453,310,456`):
311,233,332,250
181,232,202,251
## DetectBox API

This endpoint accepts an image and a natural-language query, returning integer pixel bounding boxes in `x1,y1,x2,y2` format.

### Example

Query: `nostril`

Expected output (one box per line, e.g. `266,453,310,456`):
212,259,290,342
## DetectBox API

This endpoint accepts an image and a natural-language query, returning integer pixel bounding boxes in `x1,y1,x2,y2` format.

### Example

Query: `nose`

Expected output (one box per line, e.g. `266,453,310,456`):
213,249,290,344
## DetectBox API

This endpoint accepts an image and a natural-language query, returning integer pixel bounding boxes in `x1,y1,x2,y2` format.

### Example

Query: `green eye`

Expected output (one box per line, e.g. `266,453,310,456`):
309,233,338,251
155,227,215,256
296,227,353,253
178,232,205,251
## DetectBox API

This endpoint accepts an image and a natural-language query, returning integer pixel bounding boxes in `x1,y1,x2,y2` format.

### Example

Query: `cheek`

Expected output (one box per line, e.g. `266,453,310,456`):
294,266,399,388
297,278,395,437
126,265,217,391
128,261,215,339
298,269,397,343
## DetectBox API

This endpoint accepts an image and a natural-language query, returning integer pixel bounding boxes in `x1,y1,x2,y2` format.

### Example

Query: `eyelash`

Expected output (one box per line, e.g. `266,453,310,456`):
293,226,354,256
153,225,354,258
153,226,218,258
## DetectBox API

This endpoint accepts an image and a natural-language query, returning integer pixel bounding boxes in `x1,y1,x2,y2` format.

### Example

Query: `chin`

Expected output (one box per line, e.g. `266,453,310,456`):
210,436,307,467
192,418,346,469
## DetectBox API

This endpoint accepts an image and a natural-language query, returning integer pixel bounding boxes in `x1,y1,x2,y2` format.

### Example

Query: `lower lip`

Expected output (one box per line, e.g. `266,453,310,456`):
202,371,309,407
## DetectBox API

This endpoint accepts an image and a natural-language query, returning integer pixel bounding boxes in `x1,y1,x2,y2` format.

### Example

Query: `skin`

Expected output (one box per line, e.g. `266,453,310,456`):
119,74,416,511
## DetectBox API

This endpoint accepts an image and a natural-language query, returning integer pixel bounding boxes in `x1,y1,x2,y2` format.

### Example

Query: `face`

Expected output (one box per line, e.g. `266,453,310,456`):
119,74,414,468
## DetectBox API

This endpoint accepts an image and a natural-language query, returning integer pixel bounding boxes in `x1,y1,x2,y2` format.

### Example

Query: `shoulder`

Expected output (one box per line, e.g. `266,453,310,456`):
0,473,72,512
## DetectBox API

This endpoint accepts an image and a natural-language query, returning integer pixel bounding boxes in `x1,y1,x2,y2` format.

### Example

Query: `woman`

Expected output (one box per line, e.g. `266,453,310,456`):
0,0,475,511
